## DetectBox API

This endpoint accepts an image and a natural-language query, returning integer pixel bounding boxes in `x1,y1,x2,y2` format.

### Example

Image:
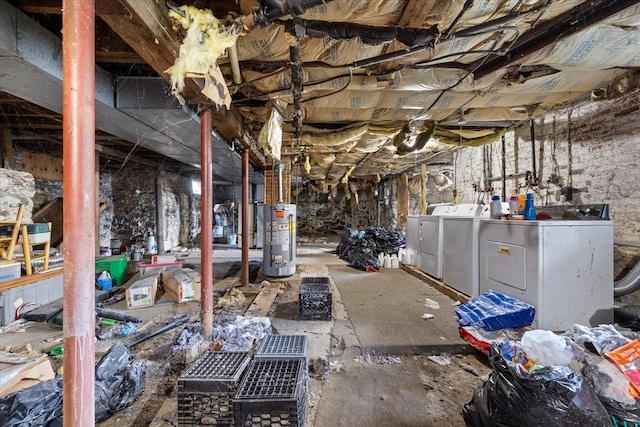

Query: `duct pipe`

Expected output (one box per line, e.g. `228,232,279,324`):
241,147,249,286
229,44,242,84
614,261,640,297
243,0,335,31
200,108,214,337
62,1,96,425
298,20,438,47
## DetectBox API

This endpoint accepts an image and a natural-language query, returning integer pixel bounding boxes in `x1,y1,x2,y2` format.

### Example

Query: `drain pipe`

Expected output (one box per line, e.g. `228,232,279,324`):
529,119,538,186
243,0,335,31
614,261,640,297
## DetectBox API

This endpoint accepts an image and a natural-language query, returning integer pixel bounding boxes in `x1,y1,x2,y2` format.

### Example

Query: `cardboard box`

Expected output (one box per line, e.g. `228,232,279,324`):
124,272,159,309
137,261,184,275
163,268,201,303
0,354,55,397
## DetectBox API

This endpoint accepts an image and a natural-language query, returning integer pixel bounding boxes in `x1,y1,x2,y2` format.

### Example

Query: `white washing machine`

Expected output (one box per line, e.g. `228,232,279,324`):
441,205,490,297
405,215,419,266
417,205,451,279
418,205,480,280
478,219,613,330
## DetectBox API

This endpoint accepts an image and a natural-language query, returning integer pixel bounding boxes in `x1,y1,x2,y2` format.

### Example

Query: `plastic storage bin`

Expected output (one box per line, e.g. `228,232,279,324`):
95,255,128,286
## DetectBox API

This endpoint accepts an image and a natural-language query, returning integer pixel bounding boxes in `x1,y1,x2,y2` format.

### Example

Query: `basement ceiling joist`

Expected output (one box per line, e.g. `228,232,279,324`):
2,0,640,190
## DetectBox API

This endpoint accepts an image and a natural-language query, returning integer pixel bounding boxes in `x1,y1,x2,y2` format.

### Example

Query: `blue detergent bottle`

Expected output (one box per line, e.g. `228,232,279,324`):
523,193,536,220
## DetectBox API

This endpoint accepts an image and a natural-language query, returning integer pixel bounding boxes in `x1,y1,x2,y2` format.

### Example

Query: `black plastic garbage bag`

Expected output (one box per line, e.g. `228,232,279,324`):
0,377,63,427
348,247,380,271
95,341,146,422
462,343,611,427
0,341,145,426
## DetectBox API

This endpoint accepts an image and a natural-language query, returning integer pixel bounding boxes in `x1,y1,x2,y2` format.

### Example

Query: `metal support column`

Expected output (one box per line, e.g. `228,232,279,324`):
62,1,95,425
200,109,213,336
241,146,249,286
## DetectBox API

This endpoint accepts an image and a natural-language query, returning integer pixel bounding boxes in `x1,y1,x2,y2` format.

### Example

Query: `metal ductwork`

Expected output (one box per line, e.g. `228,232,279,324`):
0,0,262,183
614,261,640,297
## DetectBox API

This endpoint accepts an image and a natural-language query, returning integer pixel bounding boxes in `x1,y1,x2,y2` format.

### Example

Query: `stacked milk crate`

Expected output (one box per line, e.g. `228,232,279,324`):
177,351,252,426
299,276,332,321
177,335,309,426
234,334,309,427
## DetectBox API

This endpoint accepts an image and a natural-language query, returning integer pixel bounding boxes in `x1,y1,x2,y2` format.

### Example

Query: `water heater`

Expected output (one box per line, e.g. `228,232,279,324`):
263,203,296,277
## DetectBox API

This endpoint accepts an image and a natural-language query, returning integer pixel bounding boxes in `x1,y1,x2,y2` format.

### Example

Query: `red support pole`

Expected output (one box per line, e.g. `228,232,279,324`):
200,109,213,336
241,147,249,286
62,1,95,426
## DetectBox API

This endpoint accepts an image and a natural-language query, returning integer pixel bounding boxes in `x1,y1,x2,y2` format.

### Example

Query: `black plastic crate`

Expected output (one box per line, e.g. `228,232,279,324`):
178,351,251,426
300,276,330,285
255,334,308,363
233,359,307,427
299,282,332,321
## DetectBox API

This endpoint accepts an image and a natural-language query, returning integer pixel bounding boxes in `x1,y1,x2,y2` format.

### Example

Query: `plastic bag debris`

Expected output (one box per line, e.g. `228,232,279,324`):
94,341,146,422
0,341,145,426
606,339,640,393
455,290,535,331
565,324,631,356
211,316,272,351
462,342,611,427
428,355,451,366
583,358,637,405
424,298,440,309
521,329,574,367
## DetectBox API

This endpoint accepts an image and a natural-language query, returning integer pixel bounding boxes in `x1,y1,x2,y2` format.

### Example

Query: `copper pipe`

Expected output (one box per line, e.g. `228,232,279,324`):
241,147,249,286
62,1,96,425
200,108,213,337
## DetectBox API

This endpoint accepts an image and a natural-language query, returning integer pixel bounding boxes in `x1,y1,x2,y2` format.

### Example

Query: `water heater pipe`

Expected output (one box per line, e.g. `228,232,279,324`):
278,162,284,203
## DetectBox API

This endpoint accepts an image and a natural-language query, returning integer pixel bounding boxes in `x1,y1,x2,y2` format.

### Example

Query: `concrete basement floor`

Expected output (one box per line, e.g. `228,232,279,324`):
0,236,492,426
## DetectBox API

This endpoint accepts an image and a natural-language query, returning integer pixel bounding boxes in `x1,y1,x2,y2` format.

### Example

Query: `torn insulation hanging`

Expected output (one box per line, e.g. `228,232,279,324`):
165,5,242,106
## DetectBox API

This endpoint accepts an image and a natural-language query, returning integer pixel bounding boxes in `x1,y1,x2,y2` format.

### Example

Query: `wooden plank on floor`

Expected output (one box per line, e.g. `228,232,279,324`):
244,282,282,317
400,264,470,303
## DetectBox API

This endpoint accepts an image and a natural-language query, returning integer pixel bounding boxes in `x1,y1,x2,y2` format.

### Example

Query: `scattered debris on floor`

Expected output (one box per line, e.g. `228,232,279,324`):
217,287,247,308
457,291,640,426
211,316,272,351
0,341,145,425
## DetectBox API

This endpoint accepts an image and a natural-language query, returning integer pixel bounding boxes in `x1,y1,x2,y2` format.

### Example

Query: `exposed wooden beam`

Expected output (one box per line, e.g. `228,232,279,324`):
100,1,203,100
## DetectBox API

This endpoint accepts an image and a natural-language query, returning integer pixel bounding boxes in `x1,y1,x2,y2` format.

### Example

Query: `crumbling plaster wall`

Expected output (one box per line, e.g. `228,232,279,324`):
454,89,640,275
0,168,35,223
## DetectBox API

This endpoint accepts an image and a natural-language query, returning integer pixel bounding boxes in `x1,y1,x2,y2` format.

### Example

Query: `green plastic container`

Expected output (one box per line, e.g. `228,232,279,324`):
95,255,128,286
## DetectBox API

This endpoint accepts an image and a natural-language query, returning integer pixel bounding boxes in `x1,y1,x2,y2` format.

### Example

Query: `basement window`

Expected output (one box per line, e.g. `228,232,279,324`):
192,180,201,195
